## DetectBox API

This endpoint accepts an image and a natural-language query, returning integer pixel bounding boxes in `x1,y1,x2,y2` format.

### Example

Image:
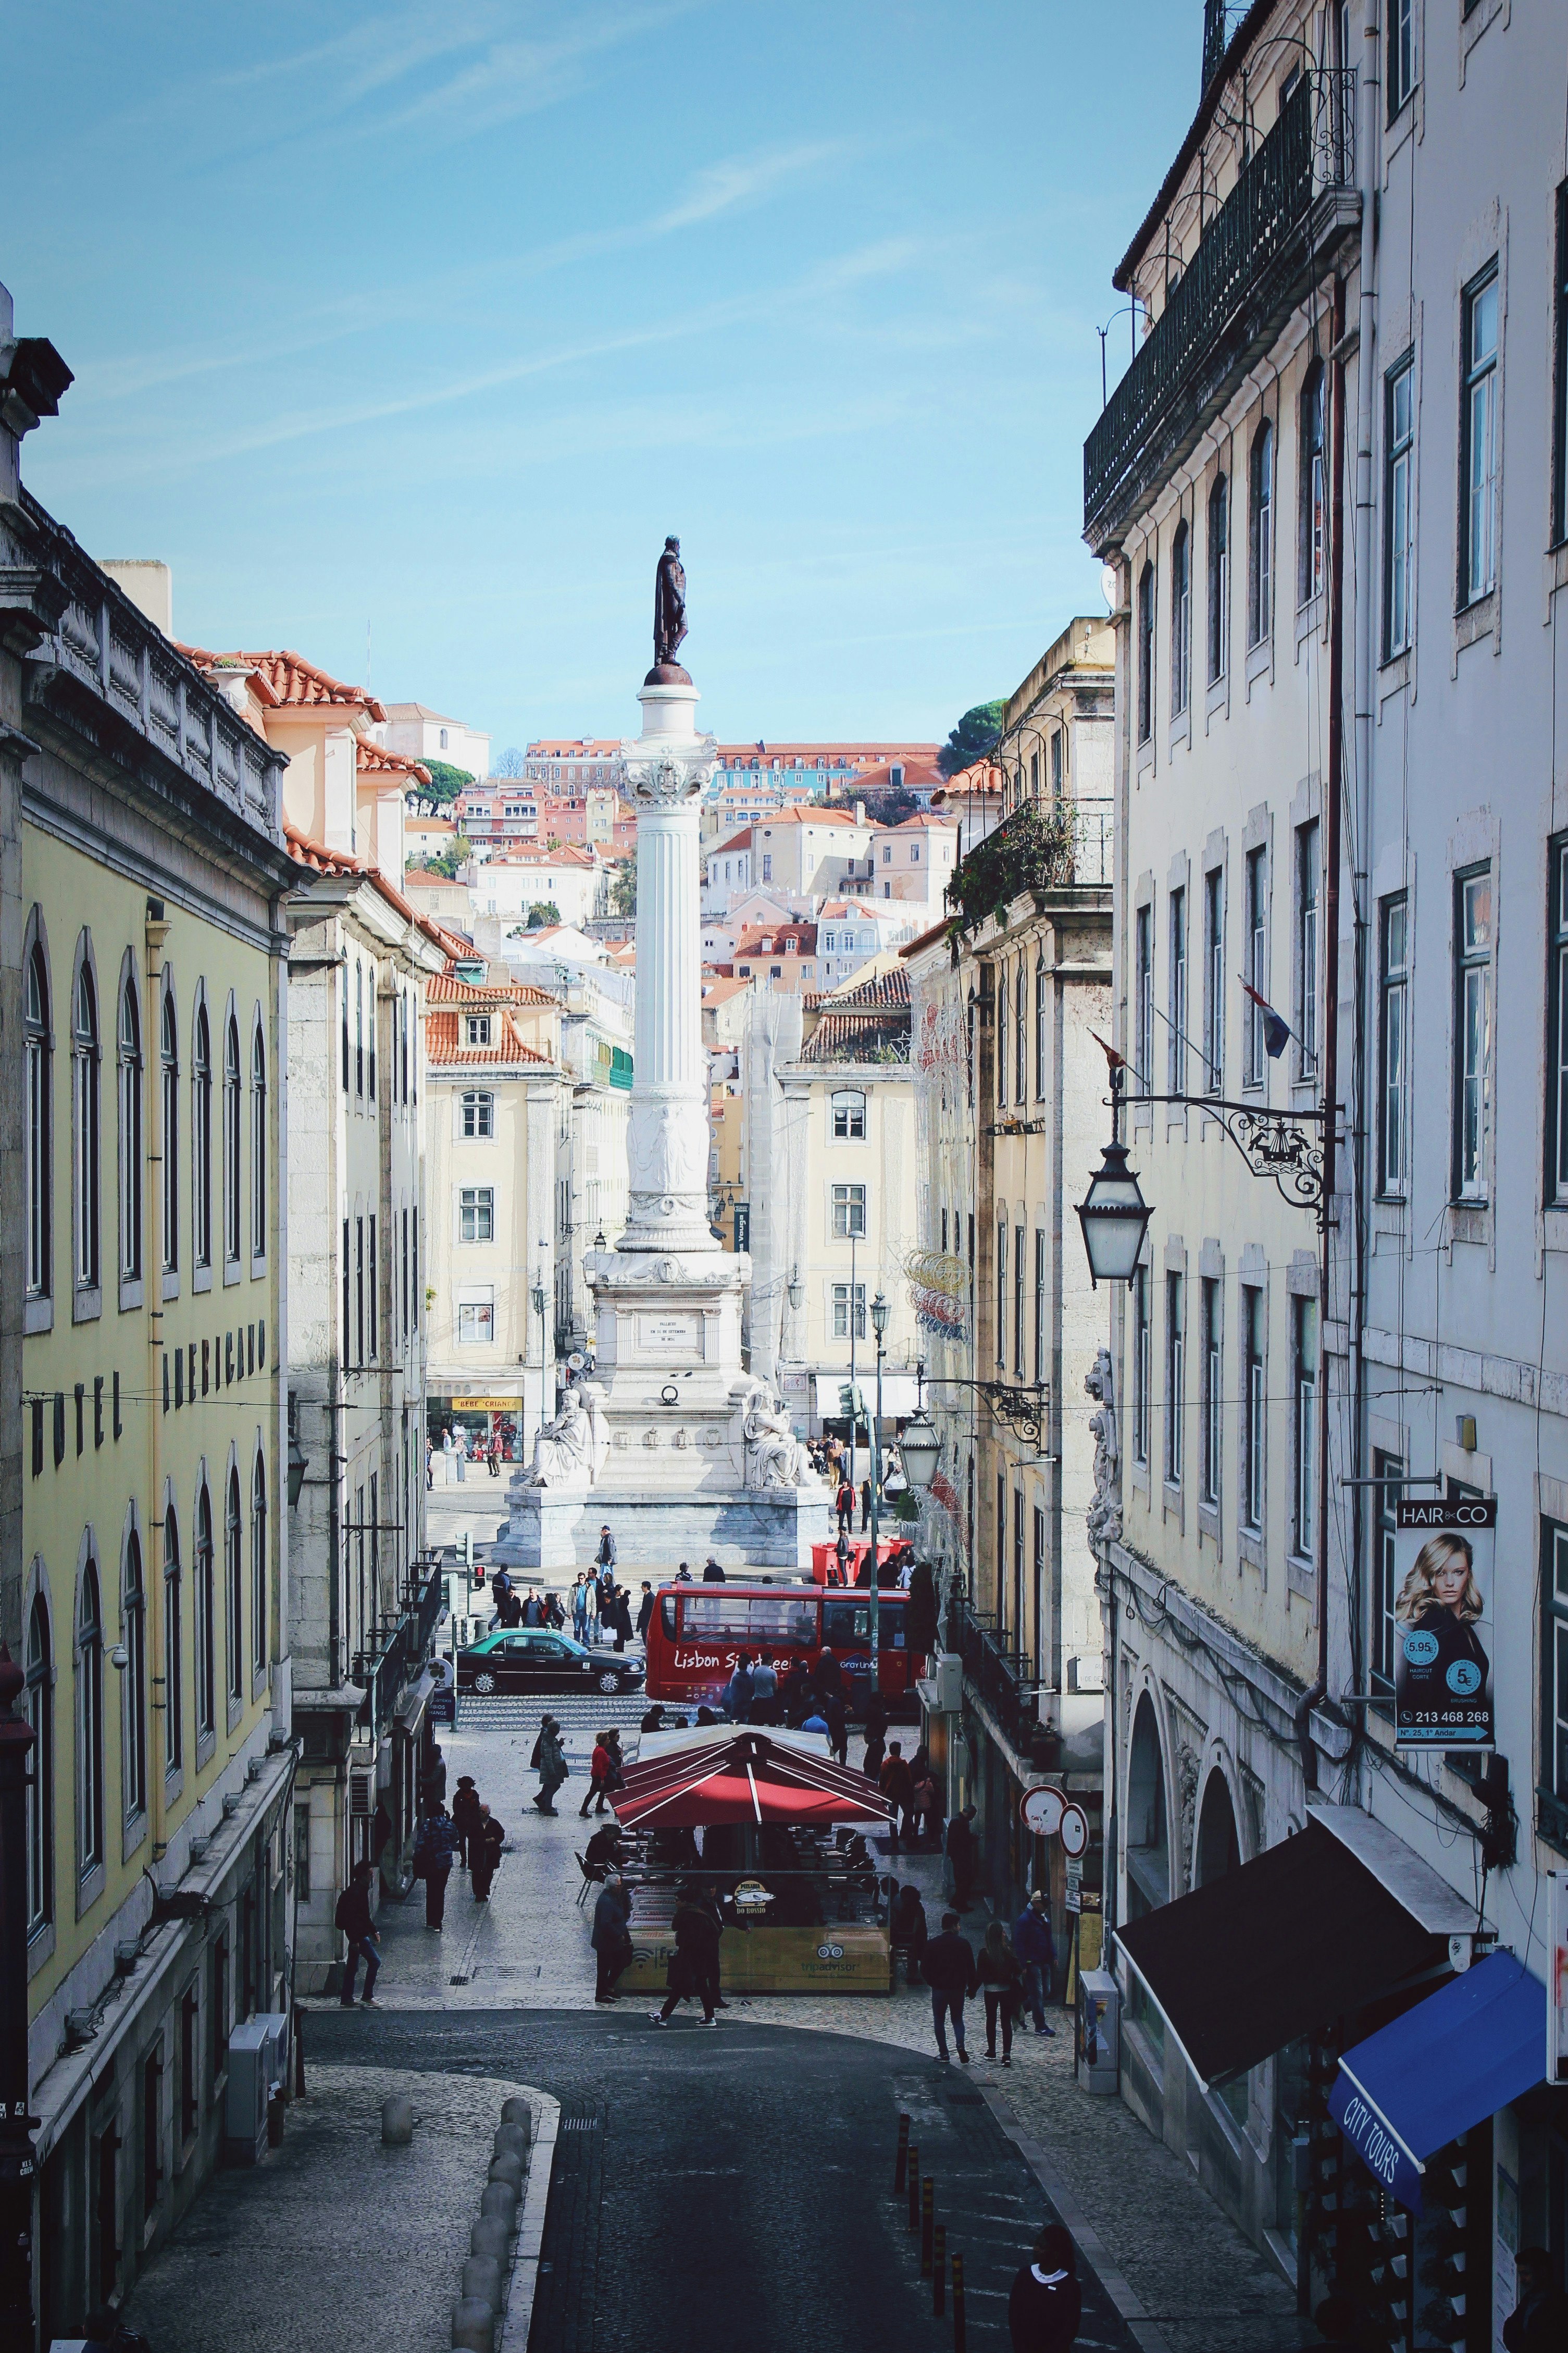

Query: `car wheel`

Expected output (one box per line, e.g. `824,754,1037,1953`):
473,1671,497,1696
596,1669,623,1696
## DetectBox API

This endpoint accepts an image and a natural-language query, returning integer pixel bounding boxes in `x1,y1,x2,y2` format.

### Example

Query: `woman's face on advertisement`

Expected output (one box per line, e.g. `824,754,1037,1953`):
1433,1553,1469,1610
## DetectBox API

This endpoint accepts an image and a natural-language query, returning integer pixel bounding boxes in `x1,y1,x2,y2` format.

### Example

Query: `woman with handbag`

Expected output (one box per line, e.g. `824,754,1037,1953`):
977,1917,1025,2065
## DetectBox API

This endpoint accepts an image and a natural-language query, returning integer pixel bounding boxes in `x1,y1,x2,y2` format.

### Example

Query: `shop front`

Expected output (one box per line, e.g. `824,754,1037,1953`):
428,1390,526,1475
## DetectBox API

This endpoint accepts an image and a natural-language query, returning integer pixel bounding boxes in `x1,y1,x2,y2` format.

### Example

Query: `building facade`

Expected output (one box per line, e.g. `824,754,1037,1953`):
4,295,299,2338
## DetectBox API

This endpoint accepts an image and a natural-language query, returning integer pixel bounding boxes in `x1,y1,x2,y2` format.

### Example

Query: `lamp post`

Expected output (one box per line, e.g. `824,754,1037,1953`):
531,1270,548,1446
869,1289,890,1675
1075,1068,1155,1288
847,1230,859,1497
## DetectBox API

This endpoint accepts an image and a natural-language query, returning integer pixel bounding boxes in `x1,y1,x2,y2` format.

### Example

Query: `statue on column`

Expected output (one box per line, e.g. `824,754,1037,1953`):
650,536,690,680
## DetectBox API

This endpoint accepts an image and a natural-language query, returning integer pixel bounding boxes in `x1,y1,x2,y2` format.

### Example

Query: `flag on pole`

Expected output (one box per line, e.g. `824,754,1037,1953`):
1238,978,1292,1059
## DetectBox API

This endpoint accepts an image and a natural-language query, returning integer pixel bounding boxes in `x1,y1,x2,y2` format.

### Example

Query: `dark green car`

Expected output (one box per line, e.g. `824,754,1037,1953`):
456,1628,643,1698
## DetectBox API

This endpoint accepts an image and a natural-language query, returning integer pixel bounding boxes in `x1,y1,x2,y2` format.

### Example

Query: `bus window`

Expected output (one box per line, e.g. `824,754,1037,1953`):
659,1595,677,1640
680,1594,752,1638
749,1595,817,1648
822,1599,872,1652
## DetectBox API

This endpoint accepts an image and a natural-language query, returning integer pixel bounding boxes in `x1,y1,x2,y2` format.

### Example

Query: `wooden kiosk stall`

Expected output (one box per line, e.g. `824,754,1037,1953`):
608,1728,897,1995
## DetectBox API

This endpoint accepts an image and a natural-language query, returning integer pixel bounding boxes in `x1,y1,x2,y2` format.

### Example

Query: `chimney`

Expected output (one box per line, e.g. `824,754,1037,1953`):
853,799,865,827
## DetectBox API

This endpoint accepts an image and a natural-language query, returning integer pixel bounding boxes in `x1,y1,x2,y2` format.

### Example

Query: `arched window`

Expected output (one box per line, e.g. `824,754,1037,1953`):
1136,561,1155,744
1013,954,1026,1102
1299,362,1326,606
124,1531,147,1819
830,1089,865,1140
25,1593,52,1934
72,951,101,1292
24,935,52,1302
251,1020,267,1259
161,980,179,1273
119,971,143,1282
251,1454,267,1677
223,1014,242,1266
1248,418,1274,646
1196,1767,1241,1888
1206,473,1229,684
225,1468,243,1702
78,1559,104,1878
1126,1694,1168,1919
192,1000,212,1270
195,1485,215,1738
164,1506,183,1773
996,973,1008,1107
1169,519,1191,717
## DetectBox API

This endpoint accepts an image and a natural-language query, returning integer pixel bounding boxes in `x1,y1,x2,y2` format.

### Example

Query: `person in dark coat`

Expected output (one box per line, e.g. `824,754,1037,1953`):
1013,1890,1059,2033
613,1586,633,1651
702,1555,727,1582
889,1882,928,1984
861,1690,889,1779
581,1734,615,1817
651,1887,722,2024
1502,2250,1568,2351
1009,2223,1081,2352
470,1805,505,1900
923,1911,978,2062
860,1476,873,1530
335,1861,380,2005
977,1918,1024,2064
813,1645,844,1707
415,1807,457,1929
451,1775,482,1868
636,1581,655,1640
944,1801,978,1910
591,1874,633,2002
879,1743,915,1844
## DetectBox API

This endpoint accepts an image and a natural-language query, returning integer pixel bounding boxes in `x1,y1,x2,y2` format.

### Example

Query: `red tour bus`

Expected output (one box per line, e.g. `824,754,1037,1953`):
643,1583,917,1716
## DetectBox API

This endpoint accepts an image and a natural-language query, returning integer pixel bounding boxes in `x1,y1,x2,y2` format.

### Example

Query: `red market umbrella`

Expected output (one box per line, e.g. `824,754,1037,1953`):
612,1731,894,1831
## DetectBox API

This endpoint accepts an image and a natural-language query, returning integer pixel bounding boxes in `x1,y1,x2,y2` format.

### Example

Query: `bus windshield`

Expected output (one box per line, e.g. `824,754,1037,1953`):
679,1592,818,1647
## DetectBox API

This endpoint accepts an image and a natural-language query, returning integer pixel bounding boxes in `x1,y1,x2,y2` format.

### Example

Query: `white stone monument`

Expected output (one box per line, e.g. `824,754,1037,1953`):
493,557,829,1571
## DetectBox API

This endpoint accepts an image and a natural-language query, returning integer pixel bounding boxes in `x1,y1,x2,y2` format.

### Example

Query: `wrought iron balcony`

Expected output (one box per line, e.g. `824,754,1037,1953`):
353,1555,445,1740
956,1601,1058,1766
947,796,1112,933
1084,72,1359,549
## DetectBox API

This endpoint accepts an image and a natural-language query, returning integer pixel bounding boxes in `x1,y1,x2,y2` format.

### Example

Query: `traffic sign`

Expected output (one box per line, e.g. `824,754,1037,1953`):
1059,1799,1090,1859
1020,1784,1065,1838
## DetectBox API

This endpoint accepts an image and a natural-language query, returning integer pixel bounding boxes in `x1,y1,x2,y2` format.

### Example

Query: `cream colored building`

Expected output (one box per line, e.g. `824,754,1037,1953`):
5,295,299,2336
866,812,959,911
381,700,490,781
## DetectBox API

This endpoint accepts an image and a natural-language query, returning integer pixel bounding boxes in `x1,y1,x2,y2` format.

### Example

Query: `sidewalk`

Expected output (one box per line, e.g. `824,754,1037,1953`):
312,1710,1320,2353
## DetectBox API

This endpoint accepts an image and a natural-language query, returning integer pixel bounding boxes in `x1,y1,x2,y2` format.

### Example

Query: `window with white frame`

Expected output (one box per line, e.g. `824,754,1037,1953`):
1133,1267,1151,1466
465,1013,492,1047
459,1186,494,1243
457,1293,495,1344
73,955,101,1292
1208,472,1229,683
462,1090,494,1138
1168,887,1187,1094
1204,868,1224,1092
119,971,142,1283
1171,519,1191,716
1461,265,1500,605
1454,865,1494,1200
1379,893,1409,1195
1292,1294,1317,1560
1165,1272,1184,1488
830,1089,865,1140
1135,904,1153,1094
1387,0,1415,120
1200,1276,1221,1507
1550,842,1568,1204
1248,419,1274,646
1242,1284,1264,1533
831,1282,866,1342
1384,356,1414,656
1299,362,1326,605
830,1183,866,1239
1243,847,1267,1087
1136,562,1155,744
1296,821,1320,1080
25,935,52,1303
997,971,1008,1108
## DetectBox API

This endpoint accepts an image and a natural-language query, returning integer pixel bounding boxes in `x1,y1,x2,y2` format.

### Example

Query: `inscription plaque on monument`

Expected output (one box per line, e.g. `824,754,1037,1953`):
636,1311,703,1356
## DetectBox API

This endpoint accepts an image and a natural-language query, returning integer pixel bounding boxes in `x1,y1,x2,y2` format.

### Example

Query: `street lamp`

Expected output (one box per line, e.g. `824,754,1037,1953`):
787,1265,804,1316
287,1429,309,1508
867,1290,891,1670
1075,1069,1154,1288
898,1407,941,1492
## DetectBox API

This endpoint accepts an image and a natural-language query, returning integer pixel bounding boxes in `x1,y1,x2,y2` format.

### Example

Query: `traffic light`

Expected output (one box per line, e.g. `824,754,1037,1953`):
839,1383,864,1420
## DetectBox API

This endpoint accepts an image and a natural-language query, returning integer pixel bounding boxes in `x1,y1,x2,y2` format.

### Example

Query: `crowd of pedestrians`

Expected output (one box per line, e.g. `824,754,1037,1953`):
409,1742,508,1933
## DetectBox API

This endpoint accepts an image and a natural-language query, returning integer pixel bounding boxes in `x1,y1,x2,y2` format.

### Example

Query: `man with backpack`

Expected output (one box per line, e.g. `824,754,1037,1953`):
335,1862,380,2006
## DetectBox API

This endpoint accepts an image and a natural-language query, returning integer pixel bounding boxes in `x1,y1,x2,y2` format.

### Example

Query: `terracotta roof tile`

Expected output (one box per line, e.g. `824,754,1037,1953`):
425,969,558,1009
731,921,818,957
357,740,432,785
804,964,910,1012
179,645,385,720
424,1009,553,1067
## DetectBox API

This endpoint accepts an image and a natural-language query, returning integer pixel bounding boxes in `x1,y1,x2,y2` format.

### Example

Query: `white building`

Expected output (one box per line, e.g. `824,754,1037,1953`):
466,844,606,931
382,701,491,781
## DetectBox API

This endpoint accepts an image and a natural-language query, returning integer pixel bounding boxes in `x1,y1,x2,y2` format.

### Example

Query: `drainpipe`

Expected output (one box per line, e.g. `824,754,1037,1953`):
145,901,170,1862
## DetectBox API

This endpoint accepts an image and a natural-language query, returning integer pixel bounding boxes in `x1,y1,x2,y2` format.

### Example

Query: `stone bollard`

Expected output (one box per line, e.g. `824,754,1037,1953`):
493,2121,529,2161
381,2095,414,2146
462,2255,502,2308
480,2181,519,2225
487,2150,524,2190
451,2296,494,2352
470,2217,511,2262
500,2097,533,2143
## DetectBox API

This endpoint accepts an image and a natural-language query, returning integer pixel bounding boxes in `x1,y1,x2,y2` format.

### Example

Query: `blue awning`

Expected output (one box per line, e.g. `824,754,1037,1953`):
1329,1951,1546,2211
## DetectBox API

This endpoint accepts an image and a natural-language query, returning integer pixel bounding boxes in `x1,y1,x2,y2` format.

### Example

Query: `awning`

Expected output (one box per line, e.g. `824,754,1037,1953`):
1114,1819,1450,2089
813,1374,922,1419
1328,1951,1546,2210
612,1729,893,1831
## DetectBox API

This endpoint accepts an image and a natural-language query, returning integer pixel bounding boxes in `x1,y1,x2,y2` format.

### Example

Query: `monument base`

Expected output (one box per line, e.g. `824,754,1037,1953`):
491,1484,832,1574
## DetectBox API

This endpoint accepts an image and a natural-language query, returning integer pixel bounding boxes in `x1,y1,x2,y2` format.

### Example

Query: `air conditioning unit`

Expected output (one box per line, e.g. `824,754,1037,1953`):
225,2019,272,2163
934,1652,963,1713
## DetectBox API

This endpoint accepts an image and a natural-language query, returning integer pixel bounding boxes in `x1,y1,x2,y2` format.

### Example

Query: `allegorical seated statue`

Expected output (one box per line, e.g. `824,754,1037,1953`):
743,1388,814,1489
517,1384,602,1488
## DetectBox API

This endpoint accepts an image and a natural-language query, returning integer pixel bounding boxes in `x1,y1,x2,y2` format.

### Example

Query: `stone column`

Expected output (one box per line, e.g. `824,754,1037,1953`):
617,680,718,1255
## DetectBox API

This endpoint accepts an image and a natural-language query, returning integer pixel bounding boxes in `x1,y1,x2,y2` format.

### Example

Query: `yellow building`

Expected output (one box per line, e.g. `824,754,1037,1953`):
3,298,298,2338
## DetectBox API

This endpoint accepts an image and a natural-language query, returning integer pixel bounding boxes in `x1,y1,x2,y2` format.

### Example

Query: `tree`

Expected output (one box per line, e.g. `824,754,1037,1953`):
412,759,475,814
610,852,637,918
937,698,1005,778
857,783,920,827
525,902,560,930
493,746,527,778
415,835,472,880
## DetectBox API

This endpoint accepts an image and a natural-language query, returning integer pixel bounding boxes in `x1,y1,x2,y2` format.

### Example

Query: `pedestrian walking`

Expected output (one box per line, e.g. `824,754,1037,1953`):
580,1731,615,1816
613,1585,633,1651
1009,2224,1081,2352
415,1806,457,1929
651,1884,721,2025
591,1873,633,2002
832,1527,851,1584
335,1862,381,2007
453,1429,467,1483
1013,1889,1059,2034
722,1652,754,1723
836,1478,855,1531
425,1441,433,1491
860,1475,873,1531
417,1741,447,1815
944,1801,978,1911
923,1910,977,2063
451,1775,481,1868
861,1689,889,1779
822,1688,848,1765
636,1580,655,1640
675,1560,693,1582
521,1588,544,1627
470,1804,505,1900
978,1918,1024,2064
889,1881,928,1984
488,1435,503,1478
596,1524,617,1571
533,1714,569,1814
909,1745,940,1846
749,1651,778,1723
879,1742,915,1844
702,1555,727,1582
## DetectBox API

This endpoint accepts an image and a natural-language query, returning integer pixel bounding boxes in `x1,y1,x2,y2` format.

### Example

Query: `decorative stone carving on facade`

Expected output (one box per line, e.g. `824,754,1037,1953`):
617,736,718,807
1085,1345,1122,1547
742,1385,815,1488
1175,1741,1200,1886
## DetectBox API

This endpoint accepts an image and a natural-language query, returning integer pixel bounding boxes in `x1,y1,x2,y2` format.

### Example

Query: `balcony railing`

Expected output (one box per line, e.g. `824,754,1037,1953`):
957,1601,1055,1764
354,1555,444,1740
1084,71,1357,545
947,796,1113,932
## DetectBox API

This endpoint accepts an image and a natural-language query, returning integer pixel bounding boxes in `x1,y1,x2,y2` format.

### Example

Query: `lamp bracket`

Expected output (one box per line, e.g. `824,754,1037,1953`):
1116,1093,1330,1221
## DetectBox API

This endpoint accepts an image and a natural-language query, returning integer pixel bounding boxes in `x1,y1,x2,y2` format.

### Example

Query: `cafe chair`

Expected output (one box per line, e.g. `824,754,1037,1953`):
575,1853,607,1909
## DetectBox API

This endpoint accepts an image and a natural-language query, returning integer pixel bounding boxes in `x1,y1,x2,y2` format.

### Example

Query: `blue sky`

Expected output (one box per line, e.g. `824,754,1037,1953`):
8,2,1195,759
